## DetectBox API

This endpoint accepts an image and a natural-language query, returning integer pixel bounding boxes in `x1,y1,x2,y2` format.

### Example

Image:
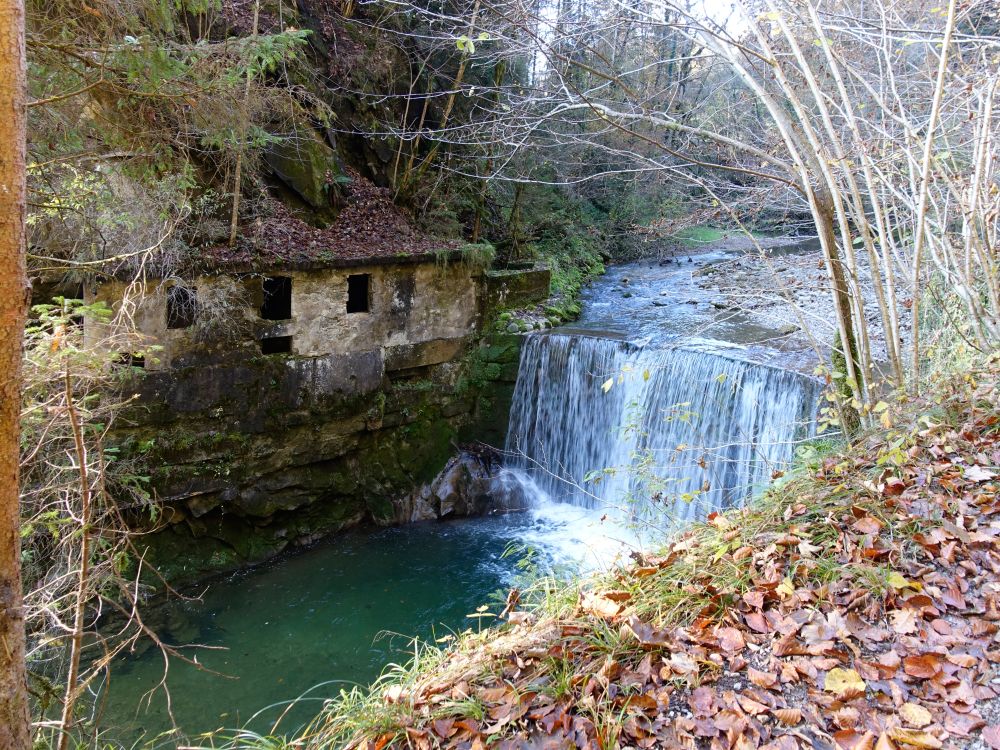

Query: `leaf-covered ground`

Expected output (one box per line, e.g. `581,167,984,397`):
303,364,1000,750
199,169,455,272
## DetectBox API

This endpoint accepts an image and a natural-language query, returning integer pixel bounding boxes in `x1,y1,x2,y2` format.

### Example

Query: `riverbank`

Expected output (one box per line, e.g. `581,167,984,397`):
693,239,911,363
256,357,1000,750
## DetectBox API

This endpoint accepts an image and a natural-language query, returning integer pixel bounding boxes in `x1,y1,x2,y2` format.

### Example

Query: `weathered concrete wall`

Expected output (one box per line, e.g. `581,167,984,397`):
87,259,479,372
285,262,478,358
482,266,551,312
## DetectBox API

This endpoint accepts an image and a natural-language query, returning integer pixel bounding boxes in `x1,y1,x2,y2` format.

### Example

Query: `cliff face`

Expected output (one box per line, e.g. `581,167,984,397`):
106,263,547,585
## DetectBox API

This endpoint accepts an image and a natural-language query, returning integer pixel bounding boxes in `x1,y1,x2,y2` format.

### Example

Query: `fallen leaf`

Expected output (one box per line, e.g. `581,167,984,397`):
891,609,918,634
384,684,406,703
776,577,795,599
669,651,699,675
852,516,882,534
582,593,622,619
745,611,770,632
887,727,942,748
982,726,1000,750
900,702,932,728
748,667,778,689
716,626,746,652
903,654,942,679
964,465,996,482
835,729,875,750
825,668,867,699
625,617,673,648
773,707,802,725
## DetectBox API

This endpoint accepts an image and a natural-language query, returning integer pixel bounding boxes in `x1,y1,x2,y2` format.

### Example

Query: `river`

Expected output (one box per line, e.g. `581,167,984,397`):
99,243,821,741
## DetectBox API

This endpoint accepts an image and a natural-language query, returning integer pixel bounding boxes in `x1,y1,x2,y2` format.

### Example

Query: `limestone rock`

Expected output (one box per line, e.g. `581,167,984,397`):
397,452,508,522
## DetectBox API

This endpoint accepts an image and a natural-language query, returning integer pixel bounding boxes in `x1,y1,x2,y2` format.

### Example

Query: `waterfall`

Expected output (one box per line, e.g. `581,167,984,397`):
502,333,821,524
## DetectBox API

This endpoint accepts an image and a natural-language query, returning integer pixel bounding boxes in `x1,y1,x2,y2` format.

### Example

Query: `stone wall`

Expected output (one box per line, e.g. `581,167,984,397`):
98,261,545,585
482,267,552,312
87,257,479,371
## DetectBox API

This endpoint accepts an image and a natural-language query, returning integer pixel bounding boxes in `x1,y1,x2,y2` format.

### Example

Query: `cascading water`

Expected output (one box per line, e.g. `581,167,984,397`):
501,333,821,526
100,246,830,739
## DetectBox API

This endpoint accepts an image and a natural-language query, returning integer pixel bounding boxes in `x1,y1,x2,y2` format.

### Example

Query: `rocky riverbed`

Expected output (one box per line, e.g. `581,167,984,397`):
693,235,911,366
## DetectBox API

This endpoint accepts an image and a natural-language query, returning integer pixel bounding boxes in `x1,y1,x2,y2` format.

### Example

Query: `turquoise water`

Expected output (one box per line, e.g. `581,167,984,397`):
99,503,626,742
101,517,523,740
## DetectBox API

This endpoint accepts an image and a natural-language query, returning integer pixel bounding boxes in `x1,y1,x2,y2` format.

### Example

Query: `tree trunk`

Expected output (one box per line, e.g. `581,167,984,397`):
0,0,31,747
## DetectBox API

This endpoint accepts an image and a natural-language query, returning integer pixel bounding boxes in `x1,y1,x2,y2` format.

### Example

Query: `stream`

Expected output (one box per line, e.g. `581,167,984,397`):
99,242,821,741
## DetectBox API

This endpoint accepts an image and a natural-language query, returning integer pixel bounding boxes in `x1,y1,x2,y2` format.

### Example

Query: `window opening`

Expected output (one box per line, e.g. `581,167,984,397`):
260,276,292,320
113,352,145,369
166,285,197,329
346,274,371,314
260,335,293,355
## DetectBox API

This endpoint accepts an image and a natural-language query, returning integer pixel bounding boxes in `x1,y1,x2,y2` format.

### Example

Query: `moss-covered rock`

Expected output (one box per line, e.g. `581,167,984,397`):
115,327,523,587
264,128,347,220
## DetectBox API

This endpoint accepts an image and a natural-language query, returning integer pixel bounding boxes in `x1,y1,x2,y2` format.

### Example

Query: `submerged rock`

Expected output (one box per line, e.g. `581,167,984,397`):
397,450,519,522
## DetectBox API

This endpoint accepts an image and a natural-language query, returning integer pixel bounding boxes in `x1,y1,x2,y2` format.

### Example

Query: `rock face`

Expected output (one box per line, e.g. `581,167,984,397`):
101,263,549,586
264,129,347,222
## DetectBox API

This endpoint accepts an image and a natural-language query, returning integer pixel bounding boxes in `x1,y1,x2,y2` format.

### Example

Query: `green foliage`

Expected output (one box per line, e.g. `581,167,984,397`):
26,0,313,272
493,182,606,306
670,225,729,247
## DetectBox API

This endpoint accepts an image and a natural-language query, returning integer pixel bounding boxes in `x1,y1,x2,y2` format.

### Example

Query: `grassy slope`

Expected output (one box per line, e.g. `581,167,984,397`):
206,361,1000,750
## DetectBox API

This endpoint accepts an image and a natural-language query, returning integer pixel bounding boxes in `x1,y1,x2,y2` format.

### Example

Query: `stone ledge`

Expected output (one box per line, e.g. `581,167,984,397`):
385,336,471,371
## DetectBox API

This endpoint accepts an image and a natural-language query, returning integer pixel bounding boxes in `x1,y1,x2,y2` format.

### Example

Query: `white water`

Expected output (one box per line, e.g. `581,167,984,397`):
498,332,820,548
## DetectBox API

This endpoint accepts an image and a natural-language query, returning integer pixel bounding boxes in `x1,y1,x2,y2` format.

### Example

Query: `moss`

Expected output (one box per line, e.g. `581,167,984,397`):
670,225,729,247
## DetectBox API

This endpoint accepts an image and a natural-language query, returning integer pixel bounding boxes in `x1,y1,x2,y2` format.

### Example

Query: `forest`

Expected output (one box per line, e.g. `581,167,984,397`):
1,0,999,748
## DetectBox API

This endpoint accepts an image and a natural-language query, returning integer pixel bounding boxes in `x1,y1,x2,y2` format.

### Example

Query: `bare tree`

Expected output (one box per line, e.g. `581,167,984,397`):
347,0,1000,427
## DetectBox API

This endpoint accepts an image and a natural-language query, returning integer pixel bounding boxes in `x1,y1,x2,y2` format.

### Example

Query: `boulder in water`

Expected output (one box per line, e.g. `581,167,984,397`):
397,449,516,522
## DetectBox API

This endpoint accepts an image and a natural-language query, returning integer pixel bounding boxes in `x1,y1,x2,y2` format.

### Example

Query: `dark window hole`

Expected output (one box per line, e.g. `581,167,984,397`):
260,335,293,355
113,352,145,369
166,286,197,329
261,276,292,320
346,274,370,313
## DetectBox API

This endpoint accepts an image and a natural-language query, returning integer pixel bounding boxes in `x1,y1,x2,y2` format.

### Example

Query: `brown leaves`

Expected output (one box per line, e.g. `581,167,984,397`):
580,593,623,619
887,727,943,748
748,667,778,690
852,515,883,535
343,377,1000,750
202,170,450,272
899,703,932,728
625,616,674,648
773,708,802,726
902,654,942,679
982,725,1000,749
716,626,746,653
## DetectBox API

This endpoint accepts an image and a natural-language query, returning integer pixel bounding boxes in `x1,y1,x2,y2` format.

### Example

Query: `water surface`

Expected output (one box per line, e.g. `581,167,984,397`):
100,503,629,740
102,238,821,741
